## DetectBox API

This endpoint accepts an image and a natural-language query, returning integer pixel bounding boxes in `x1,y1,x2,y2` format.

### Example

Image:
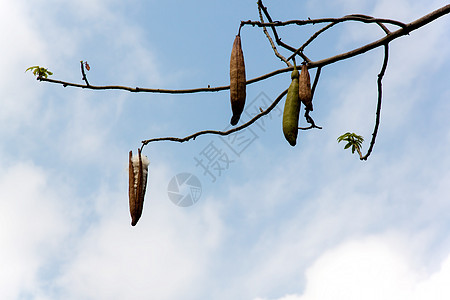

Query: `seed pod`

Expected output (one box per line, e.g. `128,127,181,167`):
299,64,313,111
229,34,246,126
282,66,300,146
128,149,150,226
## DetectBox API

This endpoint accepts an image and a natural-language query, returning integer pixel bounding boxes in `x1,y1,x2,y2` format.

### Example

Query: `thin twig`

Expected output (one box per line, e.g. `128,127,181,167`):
350,14,391,34
297,66,323,131
80,61,89,86
291,22,338,61
299,125,322,130
241,14,407,28
300,109,322,130
141,89,288,146
311,66,322,98
256,0,292,51
360,43,389,160
257,3,292,67
288,15,391,62
257,0,310,62
356,147,363,159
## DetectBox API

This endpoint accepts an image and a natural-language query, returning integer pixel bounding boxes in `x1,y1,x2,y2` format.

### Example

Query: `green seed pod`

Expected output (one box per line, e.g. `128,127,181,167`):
282,66,300,146
299,64,313,111
229,34,246,126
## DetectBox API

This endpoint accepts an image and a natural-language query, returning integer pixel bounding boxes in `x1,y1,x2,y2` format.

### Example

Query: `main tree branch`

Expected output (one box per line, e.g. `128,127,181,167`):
37,4,450,94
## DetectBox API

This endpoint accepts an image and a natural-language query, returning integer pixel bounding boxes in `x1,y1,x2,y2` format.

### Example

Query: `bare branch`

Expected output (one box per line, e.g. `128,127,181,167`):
37,4,450,95
291,22,337,60
360,43,389,160
300,109,322,130
257,3,292,67
312,4,450,67
241,14,407,28
299,124,322,130
38,77,229,93
311,66,321,98
141,89,288,146
288,14,391,62
80,61,90,86
298,66,323,131
256,0,311,62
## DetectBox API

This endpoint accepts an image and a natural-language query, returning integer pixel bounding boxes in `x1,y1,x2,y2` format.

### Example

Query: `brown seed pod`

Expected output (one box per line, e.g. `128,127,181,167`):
128,149,149,226
299,64,313,111
229,34,246,126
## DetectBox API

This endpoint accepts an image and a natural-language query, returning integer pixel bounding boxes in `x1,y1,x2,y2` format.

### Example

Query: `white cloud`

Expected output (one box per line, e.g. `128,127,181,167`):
0,0,50,131
0,0,166,298
51,164,227,299
0,161,77,299
259,235,450,300
215,89,450,298
0,157,227,299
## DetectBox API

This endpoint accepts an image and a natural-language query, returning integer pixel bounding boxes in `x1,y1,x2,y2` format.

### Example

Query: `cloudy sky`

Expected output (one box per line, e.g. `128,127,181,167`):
1,0,450,299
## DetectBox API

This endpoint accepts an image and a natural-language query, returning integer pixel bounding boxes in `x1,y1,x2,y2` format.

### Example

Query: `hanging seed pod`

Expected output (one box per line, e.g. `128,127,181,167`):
229,34,246,126
282,66,300,146
128,149,150,226
299,64,313,111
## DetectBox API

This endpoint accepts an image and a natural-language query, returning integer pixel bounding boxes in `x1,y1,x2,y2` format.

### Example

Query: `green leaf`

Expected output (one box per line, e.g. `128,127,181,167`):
338,131,364,155
337,132,352,143
26,65,53,78
25,66,39,73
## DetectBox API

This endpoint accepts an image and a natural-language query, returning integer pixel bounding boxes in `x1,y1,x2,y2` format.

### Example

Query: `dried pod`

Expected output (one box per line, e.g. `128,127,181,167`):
229,34,246,125
282,66,300,146
299,64,313,111
128,149,150,226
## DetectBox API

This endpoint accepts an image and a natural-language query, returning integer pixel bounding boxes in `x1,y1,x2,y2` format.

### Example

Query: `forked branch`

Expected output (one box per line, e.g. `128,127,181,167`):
38,4,450,94
31,3,450,159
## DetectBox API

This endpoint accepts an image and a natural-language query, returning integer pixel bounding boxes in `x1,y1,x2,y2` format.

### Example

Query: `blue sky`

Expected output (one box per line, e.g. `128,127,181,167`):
1,0,450,299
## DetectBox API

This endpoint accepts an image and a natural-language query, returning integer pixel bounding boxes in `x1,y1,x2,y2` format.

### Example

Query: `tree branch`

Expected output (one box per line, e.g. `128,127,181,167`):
312,4,450,67
360,43,389,160
257,2,292,67
32,4,450,160
288,14,392,62
298,66,323,131
37,5,450,95
141,89,288,146
311,66,321,98
241,14,407,29
256,0,310,62
80,61,90,86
